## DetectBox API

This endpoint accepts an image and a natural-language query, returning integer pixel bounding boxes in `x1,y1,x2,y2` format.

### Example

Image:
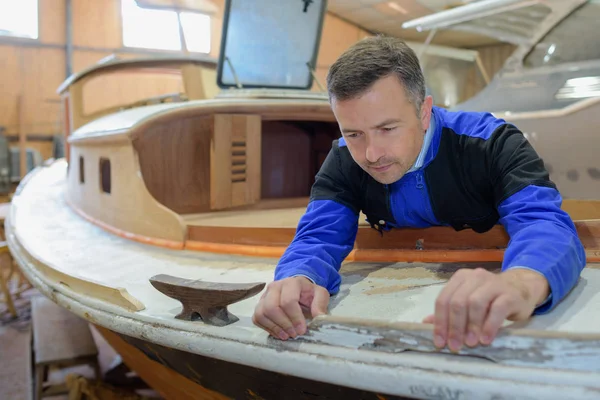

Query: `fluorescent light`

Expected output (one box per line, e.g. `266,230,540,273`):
387,2,408,14
402,0,539,31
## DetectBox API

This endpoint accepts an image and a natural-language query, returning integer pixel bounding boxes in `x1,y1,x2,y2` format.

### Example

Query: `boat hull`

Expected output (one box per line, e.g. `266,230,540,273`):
98,327,411,400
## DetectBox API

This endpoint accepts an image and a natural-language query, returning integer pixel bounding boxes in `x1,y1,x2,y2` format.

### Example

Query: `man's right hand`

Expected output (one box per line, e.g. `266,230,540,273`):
252,276,330,340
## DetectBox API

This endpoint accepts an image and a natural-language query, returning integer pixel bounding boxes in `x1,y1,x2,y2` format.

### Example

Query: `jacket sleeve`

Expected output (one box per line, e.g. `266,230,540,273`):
489,125,586,314
274,142,361,294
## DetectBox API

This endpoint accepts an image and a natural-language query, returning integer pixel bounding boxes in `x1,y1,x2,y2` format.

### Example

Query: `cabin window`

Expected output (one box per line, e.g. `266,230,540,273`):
121,0,211,53
0,0,38,40
99,158,111,194
524,1,600,68
79,156,84,184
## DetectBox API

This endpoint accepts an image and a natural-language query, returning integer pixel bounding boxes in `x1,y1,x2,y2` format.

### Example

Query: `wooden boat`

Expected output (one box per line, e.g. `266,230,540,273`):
7,1,600,399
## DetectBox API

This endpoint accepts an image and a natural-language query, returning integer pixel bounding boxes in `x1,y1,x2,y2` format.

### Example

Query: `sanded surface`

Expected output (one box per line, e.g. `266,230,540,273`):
8,160,600,397
0,325,32,400
32,295,98,365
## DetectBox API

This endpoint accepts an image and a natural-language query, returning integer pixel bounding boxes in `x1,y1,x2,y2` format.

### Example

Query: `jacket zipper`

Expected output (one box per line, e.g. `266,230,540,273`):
416,172,424,189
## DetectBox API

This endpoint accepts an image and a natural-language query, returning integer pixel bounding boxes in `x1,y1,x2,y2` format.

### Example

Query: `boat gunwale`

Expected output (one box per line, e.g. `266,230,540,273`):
8,214,600,398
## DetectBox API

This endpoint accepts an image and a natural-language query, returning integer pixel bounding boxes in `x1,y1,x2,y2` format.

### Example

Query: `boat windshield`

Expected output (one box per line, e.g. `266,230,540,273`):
523,0,600,68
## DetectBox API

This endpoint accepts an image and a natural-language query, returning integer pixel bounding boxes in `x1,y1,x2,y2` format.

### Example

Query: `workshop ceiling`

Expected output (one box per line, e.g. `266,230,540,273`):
327,0,509,47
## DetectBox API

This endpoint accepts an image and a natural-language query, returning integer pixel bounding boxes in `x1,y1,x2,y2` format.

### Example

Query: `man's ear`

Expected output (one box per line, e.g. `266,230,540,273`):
420,95,434,132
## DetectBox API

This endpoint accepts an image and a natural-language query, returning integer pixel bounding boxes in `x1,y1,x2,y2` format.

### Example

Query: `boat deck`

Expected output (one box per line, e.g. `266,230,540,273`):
7,160,600,399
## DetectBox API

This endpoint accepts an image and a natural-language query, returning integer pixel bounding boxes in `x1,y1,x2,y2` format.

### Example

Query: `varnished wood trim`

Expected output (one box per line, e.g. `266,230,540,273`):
185,220,600,263
96,326,229,400
66,197,185,250
184,240,510,262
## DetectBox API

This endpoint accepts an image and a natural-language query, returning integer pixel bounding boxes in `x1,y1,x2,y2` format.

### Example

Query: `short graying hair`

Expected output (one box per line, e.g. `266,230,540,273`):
326,36,426,115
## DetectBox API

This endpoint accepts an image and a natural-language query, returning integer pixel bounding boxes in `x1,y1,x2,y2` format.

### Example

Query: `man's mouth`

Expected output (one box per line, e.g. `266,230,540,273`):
370,164,392,172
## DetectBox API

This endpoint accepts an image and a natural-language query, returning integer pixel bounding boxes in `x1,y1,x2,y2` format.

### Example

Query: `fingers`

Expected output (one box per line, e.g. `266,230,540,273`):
465,282,504,347
481,294,517,345
422,314,434,324
430,268,529,351
433,270,468,349
446,276,485,352
252,277,329,340
253,284,293,340
252,312,286,340
311,285,330,318
280,278,307,335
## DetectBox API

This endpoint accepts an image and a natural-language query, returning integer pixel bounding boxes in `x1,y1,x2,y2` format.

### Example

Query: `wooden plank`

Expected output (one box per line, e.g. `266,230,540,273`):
210,115,233,209
301,315,600,373
182,64,206,100
562,199,600,220
245,115,261,203
31,296,98,365
230,181,248,208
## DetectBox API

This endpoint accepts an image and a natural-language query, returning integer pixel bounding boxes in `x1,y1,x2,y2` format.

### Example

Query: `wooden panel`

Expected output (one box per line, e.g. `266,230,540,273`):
67,143,186,243
211,114,232,209
0,45,20,134
82,69,184,116
311,13,368,91
18,48,65,135
39,0,66,44
245,115,261,203
209,0,225,58
261,121,338,199
464,43,516,102
0,46,64,160
133,116,212,214
317,13,362,67
562,199,600,220
73,51,114,73
211,114,261,210
261,121,311,199
73,0,122,48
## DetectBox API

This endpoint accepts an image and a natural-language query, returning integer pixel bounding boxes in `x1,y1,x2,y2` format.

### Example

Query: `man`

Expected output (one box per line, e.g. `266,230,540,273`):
252,36,586,353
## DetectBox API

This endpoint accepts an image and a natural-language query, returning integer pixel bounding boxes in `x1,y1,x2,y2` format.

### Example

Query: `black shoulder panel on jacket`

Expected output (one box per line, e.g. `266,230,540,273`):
425,123,555,232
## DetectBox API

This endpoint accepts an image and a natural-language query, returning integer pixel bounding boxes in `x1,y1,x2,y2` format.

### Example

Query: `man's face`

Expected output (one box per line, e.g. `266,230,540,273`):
331,75,433,184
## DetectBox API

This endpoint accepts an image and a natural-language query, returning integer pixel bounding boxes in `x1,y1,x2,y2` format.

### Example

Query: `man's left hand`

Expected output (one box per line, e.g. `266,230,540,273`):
422,267,549,352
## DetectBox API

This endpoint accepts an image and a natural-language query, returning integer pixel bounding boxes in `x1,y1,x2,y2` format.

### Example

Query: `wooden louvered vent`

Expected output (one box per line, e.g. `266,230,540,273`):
231,140,246,183
210,114,261,210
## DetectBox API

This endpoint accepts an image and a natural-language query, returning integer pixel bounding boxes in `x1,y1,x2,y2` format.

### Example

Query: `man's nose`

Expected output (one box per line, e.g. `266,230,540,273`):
365,136,385,164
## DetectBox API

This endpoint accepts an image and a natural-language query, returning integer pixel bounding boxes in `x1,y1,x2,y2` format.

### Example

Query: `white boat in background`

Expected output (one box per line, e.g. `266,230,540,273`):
404,0,600,199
